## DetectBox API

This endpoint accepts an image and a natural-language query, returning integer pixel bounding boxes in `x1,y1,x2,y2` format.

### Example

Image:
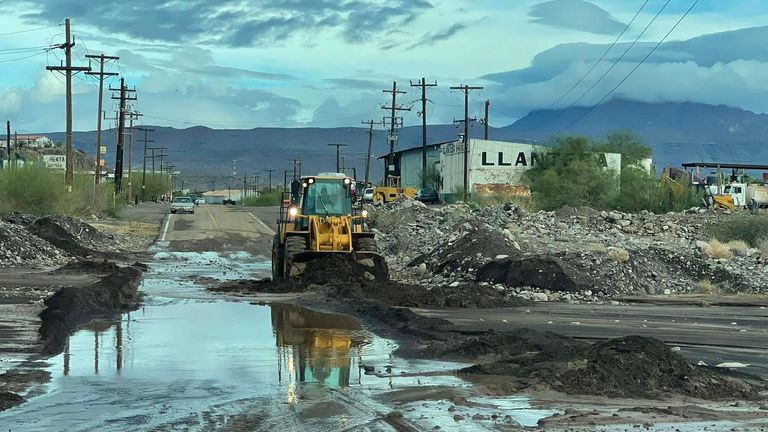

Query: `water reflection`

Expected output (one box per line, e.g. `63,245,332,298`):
271,304,370,392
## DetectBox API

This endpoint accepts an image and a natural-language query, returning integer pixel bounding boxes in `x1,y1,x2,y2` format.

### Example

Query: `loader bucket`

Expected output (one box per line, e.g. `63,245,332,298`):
286,251,388,283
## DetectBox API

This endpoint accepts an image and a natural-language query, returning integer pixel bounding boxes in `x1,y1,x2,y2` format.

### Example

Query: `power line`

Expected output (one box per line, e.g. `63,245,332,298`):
518,0,670,133
0,24,61,36
561,0,701,132
538,0,650,113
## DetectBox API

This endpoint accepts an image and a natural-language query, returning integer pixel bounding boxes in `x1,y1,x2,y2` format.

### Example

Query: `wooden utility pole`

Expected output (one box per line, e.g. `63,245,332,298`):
361,119,381,185
450,84,484,201
85,53,118,185
411,78,437,188
382,81,410,185
328,143,348,173
483,99,490,140
109,78,136,193
5,121,10,167
264,169,275,191
126,111,142,200
136,127,154,201
46,18,91,192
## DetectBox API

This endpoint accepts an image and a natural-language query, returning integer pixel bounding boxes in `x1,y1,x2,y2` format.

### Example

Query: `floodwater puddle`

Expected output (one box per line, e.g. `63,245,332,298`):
0,250,553,431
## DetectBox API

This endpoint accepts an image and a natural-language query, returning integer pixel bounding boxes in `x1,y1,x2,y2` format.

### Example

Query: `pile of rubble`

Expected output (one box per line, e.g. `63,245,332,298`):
369,200,768,300
0,220,68,268
0,213,140,267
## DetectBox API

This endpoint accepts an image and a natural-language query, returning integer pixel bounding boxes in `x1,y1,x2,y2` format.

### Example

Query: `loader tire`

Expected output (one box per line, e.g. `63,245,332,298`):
356,237,377,252
284,236,306,278
271,235,284,280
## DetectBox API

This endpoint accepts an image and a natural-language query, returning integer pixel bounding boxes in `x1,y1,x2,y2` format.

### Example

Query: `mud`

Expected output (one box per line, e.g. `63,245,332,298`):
452,334,766,400
38,264,146,355
53,259,122,274
28,215,102,257
0,391,23,411
476,256,590,293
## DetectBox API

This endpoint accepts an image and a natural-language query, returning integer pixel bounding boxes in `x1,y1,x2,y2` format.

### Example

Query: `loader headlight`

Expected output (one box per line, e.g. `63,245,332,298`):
344,178,351,185
361,210,368,218
308,178,314,184
289,207,298,217
302,182,307,187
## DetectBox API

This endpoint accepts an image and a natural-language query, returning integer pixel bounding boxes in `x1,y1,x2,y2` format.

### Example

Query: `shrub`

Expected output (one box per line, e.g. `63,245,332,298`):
587,243,606,253
607,247,630,263
726,240,749,252
757,237,768,258
706,215,768,247
243,189,283,207
695,279,719,294
701,239,732,259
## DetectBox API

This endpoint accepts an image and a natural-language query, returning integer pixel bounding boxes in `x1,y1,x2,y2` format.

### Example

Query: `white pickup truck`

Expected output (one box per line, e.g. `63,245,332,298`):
170,196,195,214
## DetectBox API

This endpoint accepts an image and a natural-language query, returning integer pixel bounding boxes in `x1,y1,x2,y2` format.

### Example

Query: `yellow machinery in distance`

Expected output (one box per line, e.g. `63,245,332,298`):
371,175,417,205
272,173,378,279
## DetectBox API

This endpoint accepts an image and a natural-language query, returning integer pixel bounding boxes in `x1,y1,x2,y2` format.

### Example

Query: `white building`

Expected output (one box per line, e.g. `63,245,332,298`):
2,135,56,149
439,139,622,202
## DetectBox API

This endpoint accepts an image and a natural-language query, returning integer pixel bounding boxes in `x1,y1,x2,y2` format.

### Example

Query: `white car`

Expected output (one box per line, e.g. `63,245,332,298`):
195,197,205,205
170,196,195,214
362,188,375,203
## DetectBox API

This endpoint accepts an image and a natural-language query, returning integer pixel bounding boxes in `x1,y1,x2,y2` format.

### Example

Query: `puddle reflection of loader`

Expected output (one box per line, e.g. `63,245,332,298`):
272,173,381,280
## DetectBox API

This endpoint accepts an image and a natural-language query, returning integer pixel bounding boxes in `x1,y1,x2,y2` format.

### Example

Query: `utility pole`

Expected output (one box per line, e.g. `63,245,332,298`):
265,169,275,191
13,132,17,170
85,53,119,186
5,121,10,168
126,110,141,201
136,127,154,201
483,99,490,140
283,170,291,192
108,78,136,194
46,18,91,192
411,78,438,187
382,81,410,186
361,119,381,186
290,157,302,180
328,143,348,173
450,84,484,202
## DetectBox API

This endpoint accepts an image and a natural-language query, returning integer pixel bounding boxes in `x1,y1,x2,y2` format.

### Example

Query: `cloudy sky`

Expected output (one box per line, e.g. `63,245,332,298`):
1,0,767,133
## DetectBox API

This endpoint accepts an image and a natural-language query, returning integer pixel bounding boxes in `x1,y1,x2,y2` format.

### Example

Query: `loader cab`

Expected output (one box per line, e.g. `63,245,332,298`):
296,175,354,225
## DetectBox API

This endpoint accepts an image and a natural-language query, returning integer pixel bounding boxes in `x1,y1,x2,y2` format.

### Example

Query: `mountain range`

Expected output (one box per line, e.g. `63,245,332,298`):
44,99,768,189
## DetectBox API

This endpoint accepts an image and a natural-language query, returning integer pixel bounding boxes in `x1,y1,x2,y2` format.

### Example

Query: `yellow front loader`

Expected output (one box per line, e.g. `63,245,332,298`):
272,173,379,280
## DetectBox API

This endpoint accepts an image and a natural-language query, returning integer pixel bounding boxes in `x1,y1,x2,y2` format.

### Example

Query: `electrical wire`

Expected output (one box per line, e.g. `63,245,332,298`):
0,24,61,37
516,0,670,133
560,0,701,132
538,0,649,112
0,48,53,63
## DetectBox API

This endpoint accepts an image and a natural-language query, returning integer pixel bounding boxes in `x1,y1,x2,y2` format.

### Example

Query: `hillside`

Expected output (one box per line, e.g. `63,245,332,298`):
504,99,768,169
42,99,768,188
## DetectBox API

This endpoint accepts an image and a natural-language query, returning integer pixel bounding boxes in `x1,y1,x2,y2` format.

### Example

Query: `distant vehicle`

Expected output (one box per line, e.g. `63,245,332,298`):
415,187,440,204
361,188,375,203
223,198,236,205
170,196,195,214
195,197,205,205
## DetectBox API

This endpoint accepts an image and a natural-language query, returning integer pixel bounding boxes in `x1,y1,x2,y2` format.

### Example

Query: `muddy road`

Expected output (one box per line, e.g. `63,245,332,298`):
0,205,553,431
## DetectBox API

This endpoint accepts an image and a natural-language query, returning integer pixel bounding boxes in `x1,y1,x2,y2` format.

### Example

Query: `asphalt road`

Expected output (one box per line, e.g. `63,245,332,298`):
416,299,768,379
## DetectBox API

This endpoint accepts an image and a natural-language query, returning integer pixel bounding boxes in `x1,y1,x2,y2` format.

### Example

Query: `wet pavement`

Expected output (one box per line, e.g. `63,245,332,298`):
0,242,553,431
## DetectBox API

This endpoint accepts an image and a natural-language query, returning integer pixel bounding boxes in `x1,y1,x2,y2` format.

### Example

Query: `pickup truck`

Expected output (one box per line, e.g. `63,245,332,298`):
170,196,195,214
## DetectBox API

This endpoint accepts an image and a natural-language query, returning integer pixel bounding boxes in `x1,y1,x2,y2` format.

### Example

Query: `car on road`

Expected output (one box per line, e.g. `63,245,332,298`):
415,187,440,204
361,188,375,203
170,196,195,214
223,198,236,205
195,197,205,205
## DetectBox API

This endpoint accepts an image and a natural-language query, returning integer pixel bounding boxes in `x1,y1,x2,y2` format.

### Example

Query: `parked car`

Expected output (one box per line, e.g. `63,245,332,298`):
223,198,236,205
170,196,195,214
415,187,440,204
361,188,375,203
195,197,205,205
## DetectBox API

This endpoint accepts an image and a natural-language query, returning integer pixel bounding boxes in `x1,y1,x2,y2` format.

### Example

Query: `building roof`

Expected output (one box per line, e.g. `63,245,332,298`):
0,135,48,140
376,139,456,160
682,162,768,170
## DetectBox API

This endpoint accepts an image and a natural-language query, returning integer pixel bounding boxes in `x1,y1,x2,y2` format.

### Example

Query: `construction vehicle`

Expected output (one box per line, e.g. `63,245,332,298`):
371,176,417,205
272,173,378,280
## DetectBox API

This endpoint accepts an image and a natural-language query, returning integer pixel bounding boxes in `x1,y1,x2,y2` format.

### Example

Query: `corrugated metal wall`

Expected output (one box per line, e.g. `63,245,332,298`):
398,146,441,188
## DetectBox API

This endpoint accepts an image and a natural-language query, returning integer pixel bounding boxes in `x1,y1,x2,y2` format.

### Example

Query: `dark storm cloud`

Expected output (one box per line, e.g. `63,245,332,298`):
12,0,433,47
405,23,467,50
528,0,626,35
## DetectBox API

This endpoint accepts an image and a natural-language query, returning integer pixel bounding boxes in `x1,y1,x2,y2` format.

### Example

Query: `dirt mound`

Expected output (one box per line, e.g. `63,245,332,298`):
0,391,24,411
0,220,67,267
3,212,37,226
39,264,145,355
349,300,452,340
29,215,119,257
299,254,389,284
460,335,766,400
476,256,590,293
54,260,121,274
